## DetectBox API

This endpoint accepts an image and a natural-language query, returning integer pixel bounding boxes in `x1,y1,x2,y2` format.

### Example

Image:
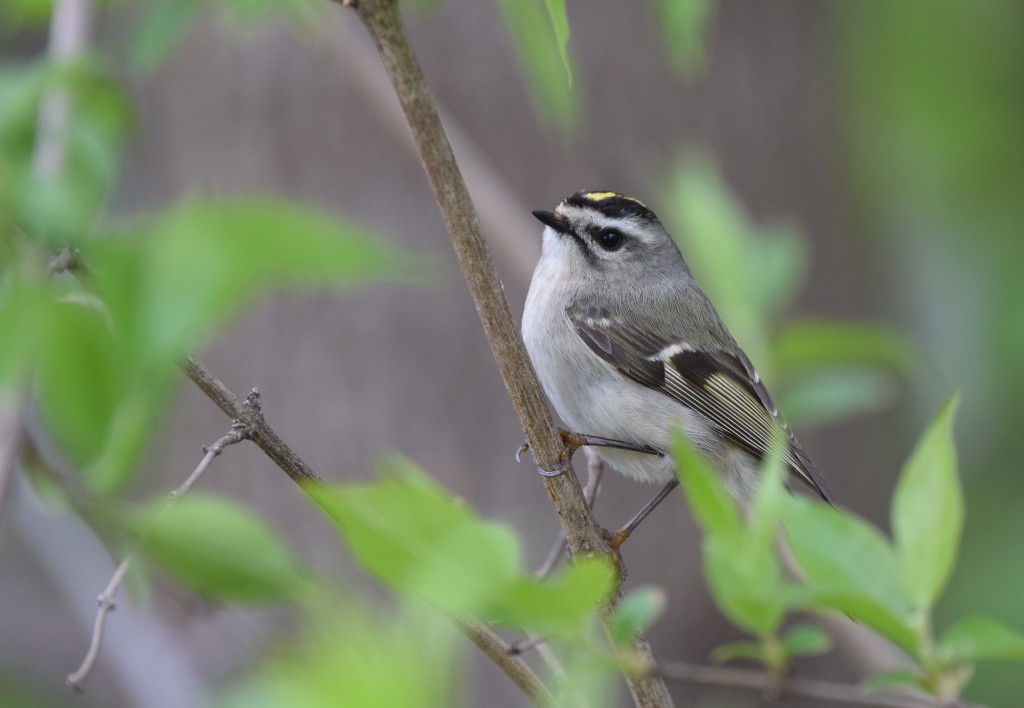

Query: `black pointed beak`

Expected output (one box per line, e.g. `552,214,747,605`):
531,209,569,233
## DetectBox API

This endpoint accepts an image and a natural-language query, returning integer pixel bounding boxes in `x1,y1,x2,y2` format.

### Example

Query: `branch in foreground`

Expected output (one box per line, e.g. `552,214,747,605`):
66,412,253,692
182,362,555,707
345,2,673,705
459,618,559,707
658,660,950,708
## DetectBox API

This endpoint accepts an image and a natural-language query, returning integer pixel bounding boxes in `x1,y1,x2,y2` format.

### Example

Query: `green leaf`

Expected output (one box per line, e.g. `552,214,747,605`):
939,616,1024,663
133,493,309,603
313,464,610,636
222,602,458,708
542,0,573,85
492,557,613,637
130,0,203,73
673,429,743,540
35,297,125,466
662,155,806,366
91,198,414,363
780,623,831,657
703,533,788,638
609,585,667,646
30,288,177,495
711,639,764,664
777,368,897,428
892,395,963,610
0,0,56,27
773,319,919,377
0,275,49,389
493,0,580,136
782,496,908,609
748,446,787,554
1,59,131,242
310,468,521,617
781,495,919,654
653,0,716,76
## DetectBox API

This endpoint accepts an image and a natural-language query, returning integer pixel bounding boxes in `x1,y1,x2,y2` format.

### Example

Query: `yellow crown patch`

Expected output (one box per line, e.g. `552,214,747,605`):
581,192,647,208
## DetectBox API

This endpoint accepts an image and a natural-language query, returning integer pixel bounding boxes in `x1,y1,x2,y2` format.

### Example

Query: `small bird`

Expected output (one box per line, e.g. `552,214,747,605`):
522,190,833,507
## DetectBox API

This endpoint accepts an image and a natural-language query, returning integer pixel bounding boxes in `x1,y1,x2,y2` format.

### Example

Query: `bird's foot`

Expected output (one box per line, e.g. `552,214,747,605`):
516,430,661,478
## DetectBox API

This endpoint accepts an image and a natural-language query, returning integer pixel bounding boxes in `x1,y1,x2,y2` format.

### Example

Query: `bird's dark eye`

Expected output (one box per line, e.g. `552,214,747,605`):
595,228,625,251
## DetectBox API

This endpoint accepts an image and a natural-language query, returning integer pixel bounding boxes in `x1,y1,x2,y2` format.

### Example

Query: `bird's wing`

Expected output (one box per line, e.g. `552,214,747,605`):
567,303,834,503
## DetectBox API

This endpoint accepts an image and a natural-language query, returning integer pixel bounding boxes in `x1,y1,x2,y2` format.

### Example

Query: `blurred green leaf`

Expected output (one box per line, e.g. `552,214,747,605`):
91,198,414,363
673,429,743,540
222,602,457,708
31,286,177,495
939,616,1024,663
653,0,715,75
542,0,573,85
0,275,49,389
0,0,54,27
778,368,897,428
130,0,203,73
892,395,963,610
609,585,667,646
9,193,410,496
773,319,918,377
492,0,580,136
748,447,786,553
313,464,610,636
310,468,521,617
134,493,309,603
36,296,123,466
663,155,806,366
780,623,831,657
711,639,764,664
676,433,803,638
0,58,131,242
493,556,613,637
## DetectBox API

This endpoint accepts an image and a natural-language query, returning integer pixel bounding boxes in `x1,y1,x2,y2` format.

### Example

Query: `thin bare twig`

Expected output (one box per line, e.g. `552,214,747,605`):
66,412,253,692
345,2,672,704
657,660,949,708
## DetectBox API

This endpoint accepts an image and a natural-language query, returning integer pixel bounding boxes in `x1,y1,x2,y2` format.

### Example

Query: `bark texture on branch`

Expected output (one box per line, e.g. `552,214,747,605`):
348,1,673,705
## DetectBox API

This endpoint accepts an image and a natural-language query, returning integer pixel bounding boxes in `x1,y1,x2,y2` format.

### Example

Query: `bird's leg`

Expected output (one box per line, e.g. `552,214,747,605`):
558,430,662,457
516,429,662,477
605,479,680,549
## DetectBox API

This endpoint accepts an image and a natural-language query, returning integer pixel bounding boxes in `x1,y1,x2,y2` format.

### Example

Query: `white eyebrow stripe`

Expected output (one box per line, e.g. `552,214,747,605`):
554,206,652,240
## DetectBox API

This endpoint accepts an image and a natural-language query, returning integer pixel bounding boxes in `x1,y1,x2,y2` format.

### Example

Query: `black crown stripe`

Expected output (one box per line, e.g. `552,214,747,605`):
563,190,658,222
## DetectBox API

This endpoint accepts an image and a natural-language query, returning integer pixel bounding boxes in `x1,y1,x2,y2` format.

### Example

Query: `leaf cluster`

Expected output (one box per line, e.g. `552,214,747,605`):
677,396,1024,702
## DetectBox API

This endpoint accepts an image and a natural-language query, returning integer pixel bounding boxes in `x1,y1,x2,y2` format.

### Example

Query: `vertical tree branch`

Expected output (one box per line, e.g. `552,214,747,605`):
346,2,673,705
33,0,94,180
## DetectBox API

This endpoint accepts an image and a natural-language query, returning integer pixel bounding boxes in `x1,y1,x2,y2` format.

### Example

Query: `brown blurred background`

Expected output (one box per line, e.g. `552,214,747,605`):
3,1,1023,706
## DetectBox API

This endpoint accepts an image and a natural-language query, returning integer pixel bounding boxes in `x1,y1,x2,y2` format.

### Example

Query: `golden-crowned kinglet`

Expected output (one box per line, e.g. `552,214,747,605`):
522,190,833,503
